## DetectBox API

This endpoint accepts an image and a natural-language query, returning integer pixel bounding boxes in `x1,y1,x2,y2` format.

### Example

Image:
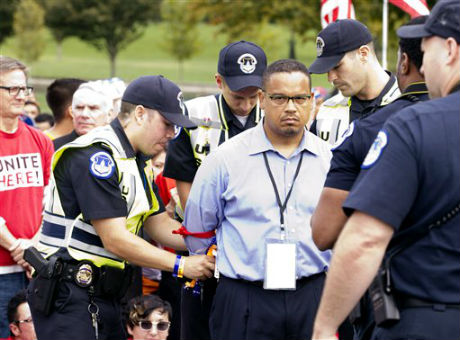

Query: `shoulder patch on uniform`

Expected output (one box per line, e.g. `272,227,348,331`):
361,130,388,169
332,121,355,150
89,151,115,179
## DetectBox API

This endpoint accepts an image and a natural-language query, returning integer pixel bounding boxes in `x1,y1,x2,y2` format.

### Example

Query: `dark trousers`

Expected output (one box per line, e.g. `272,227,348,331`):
371,307,460,340
180,277,217,340
28,279,126,340
210,273,325,340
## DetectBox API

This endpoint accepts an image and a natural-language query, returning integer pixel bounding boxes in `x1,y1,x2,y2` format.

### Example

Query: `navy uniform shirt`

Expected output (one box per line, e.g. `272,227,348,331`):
54,119,165,223
344,88,460,303
326,82,429,191
164,94,260,182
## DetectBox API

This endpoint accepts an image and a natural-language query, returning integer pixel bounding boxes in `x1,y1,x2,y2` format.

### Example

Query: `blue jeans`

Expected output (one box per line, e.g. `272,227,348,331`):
0,272,28,338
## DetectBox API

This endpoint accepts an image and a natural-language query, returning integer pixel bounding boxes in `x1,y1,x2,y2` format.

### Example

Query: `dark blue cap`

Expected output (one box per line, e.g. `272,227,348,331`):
397,0,460,43
309,19,373,74
122,75,196,128
217,40,267,91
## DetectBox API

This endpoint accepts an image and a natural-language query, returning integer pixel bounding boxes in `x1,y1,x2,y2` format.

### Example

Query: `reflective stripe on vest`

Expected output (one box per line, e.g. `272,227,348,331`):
38,125,159,268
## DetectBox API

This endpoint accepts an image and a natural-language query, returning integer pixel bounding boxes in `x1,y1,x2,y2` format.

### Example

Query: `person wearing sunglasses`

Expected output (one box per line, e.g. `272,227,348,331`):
7,289,37,340
125,295,172,340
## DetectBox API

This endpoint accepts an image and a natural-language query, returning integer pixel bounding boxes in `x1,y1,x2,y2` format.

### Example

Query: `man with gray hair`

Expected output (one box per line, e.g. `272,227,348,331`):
53,81,113,149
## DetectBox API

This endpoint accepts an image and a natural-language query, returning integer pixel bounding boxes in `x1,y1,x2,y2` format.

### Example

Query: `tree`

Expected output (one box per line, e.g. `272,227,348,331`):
161,0,200,81
0,1,20,47
37,0,77,60
66,0,160,77
189,0,320,60
13,0,46,63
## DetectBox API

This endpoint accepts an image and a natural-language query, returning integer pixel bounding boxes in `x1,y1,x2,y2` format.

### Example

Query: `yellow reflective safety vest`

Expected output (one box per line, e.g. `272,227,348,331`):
38,125,160,268
184,94,262,167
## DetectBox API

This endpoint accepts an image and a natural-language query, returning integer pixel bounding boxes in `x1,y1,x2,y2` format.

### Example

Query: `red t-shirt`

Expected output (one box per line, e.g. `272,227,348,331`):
0,121,54,266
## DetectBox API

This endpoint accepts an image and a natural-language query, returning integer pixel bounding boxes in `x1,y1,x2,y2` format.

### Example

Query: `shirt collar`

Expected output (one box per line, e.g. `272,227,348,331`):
350,71,398,111
400,81,428,97
110,118,137,158
248,119,322,158
219,94,258,127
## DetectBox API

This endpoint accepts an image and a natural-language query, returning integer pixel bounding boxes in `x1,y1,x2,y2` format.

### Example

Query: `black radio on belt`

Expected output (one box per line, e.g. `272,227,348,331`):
368,265,400,327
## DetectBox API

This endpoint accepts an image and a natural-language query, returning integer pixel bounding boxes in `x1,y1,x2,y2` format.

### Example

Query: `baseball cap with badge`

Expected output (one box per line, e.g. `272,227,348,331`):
218,40,267,91
309,19,373,74
122,75,196,129
397,0,460,43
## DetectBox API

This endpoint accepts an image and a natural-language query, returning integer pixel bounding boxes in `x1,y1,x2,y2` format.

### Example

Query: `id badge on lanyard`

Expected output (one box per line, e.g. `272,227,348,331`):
262,152,303,290
264,237,297,290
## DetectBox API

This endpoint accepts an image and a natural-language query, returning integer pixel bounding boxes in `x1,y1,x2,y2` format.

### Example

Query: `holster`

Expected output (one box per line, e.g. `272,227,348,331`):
27,255,62,316
368,267,400,327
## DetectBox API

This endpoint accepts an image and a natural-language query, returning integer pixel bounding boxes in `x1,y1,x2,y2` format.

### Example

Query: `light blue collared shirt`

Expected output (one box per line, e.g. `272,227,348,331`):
184,121,332,281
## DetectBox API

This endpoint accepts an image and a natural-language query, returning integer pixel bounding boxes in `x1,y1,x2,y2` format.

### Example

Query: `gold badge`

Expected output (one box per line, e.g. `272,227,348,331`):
75,263,93,287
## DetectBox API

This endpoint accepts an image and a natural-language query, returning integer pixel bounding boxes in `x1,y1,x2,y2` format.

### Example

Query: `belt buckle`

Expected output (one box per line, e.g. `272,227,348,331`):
74,261,94,288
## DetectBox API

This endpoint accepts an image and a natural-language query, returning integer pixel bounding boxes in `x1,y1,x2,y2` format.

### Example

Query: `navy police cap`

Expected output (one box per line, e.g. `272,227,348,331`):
397,0,460,43
309,19,373,74
218,40,267,91
122,75,196,129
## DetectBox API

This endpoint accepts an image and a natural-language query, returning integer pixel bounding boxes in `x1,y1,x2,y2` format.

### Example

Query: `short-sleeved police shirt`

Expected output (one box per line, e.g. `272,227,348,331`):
164,94,260,182
54,119,165,222
326,82,429,191
343,90,460,303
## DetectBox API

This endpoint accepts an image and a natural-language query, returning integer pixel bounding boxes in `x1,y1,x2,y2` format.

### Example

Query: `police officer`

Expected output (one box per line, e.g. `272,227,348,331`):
163,40,267,340
311,16,429,339
28,75,215,340
309,19,401,145
312,1,460,339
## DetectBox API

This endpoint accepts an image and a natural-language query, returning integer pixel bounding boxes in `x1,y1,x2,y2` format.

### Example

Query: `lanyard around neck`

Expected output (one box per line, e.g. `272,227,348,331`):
263,151,304,236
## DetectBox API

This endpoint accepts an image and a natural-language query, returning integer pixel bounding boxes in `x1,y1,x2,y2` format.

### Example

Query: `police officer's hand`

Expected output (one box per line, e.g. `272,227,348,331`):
183,254,216,280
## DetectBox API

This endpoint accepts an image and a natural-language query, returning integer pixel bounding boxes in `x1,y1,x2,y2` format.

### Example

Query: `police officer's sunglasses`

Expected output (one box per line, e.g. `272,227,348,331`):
139,320,170,332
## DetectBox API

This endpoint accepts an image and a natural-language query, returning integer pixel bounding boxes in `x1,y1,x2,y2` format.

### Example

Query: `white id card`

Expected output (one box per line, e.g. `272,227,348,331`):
263,240,297,290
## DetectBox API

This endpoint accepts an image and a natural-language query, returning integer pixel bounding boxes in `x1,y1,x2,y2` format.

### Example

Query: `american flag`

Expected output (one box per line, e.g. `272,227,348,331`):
321,0,356,28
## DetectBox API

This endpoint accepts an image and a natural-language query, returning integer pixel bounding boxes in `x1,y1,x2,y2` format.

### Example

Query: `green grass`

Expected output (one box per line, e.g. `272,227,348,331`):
1,22,398,112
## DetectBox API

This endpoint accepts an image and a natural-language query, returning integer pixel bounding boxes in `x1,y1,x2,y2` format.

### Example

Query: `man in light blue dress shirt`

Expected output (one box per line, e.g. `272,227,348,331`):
184,59,332,340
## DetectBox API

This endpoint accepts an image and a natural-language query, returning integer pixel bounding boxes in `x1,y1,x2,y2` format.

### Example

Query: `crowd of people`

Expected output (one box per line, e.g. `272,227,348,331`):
0,1,459,339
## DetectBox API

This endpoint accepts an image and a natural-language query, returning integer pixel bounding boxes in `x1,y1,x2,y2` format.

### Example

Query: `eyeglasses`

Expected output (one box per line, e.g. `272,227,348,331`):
267,93,312,106
138,320,170,332
14,318,33,325
0,86,34,97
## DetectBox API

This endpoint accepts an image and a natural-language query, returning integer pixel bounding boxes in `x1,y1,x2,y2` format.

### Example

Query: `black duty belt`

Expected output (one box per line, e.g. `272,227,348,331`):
60,260,133,298
399,296,460,311
220,272,325,288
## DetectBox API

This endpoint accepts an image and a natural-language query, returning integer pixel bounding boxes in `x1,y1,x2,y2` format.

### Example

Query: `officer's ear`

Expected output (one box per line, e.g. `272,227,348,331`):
399,52,410,76
215,74,224,90
133,105,147,125
357,45,370,63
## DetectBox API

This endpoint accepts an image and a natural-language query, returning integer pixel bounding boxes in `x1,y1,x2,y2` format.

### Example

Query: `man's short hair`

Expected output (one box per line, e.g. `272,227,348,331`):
399,16,428,71
46,78,85,123
118,101,138,122
262,59,312,91
0,56,27,77
34,113,55,126
7,289,27,324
